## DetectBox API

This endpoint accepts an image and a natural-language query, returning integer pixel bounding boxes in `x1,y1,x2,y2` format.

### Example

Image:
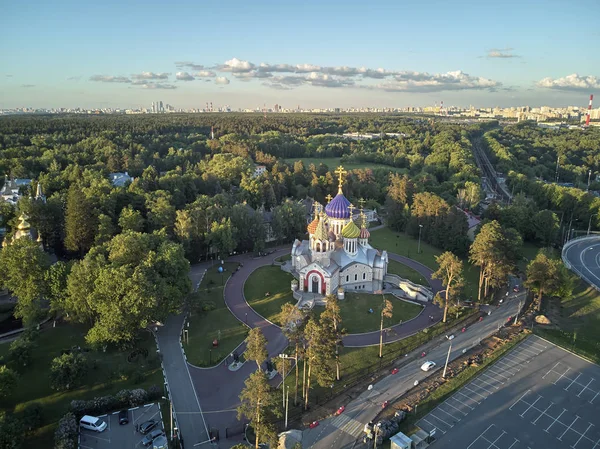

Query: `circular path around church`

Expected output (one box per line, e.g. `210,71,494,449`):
186,246,443,440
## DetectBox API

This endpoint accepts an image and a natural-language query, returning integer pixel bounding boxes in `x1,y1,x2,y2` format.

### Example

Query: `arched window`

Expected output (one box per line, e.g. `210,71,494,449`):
354,274,358,281
346,275,349,282
316,242,321,252
363,272,366,280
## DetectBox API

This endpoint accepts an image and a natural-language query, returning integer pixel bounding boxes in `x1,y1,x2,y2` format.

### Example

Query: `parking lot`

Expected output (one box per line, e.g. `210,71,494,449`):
416,335,600,448
79,403,165,449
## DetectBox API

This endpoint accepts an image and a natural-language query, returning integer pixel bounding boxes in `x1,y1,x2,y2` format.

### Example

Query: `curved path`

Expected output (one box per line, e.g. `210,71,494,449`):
563,235,600,290
184,247,443,443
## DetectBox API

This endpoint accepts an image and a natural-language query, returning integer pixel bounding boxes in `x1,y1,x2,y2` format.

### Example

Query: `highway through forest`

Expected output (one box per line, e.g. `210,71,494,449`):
302,284,526,449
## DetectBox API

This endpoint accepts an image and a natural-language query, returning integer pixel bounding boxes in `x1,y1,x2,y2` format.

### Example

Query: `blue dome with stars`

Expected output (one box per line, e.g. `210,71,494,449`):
325,193,351,219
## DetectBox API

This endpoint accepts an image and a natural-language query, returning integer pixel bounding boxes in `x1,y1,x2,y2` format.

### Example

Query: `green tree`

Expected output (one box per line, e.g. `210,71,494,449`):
385,174,414,231
146,190,176,233
525,250,569,311
303,317,335,410
237,371,280,449
0,411,24,449
8,335,36,369
320,295,343,380
379,298,393,358
45,260,73,315
49,352,88,391
208,218,236,261
271,200,307,243
118,206,145,232
457,181,481,209
246,327,268,371
0,238,50,324
64,184,97,256
95,213,116,245
532,210,559,246
432,251,464,323
0,366,17,398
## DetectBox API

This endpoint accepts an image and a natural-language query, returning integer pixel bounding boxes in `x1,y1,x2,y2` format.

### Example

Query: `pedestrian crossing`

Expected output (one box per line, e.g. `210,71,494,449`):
329,413,364,437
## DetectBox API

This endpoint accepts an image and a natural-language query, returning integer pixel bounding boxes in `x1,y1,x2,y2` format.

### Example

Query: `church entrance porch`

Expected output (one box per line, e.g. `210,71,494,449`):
303,270,327,294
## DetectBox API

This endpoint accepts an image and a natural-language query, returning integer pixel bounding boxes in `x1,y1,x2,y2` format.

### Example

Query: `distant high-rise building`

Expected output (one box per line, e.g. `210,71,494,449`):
151,102,155,113
159,101,164,113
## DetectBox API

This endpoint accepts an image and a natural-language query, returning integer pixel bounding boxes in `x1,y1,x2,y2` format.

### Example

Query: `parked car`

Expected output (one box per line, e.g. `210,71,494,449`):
446,334,455,340
335,406,345,416
309,421,319,429
391,368,399,375
139,419,159,435
513,286,520,293
118,409,129,425
421,361,436,372
152,435,168,449
382,400,389,409
80,415,107,432
141,429,164,446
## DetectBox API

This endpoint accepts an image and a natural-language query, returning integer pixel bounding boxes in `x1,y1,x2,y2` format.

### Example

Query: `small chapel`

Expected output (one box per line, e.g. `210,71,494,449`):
291,166,388,295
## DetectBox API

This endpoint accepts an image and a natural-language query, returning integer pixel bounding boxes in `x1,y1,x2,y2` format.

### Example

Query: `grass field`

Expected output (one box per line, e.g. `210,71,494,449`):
387,259,428,286
183,262,248,367
244,266,296,325
536,278,600,363
283,157,407,174
275,253,291,263
313,293,422,334
0,324,162,447
369,228,480,300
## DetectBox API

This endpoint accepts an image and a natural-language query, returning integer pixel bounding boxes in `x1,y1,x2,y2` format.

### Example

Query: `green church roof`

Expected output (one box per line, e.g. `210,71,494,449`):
341,220,360,239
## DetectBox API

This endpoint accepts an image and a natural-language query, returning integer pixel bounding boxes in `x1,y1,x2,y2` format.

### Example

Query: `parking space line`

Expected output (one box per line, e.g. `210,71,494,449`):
544,408,567,433
480,372,503,386
469,381,494,395
487,368,510,380
577,378,595,397
467,424,494,449
533,402,554,424
421,417,445,434
435,406,458,421
558,416,579,441
490,430,507,448
543,362,561,379
475,376,500,390
554,367,572,385
510,390,530,410
463,385,488,399
590,390,600,404
572,423,594,449
507,438,520,449
444,400,469,415
520,395,542,417
456,390,479,405
565,374,582,391
428,413,453,428
519,347,540,357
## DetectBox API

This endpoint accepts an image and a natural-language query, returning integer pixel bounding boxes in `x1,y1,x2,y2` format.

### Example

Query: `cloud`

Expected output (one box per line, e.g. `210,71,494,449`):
233,71,273,81
215,76,230,85
175,71,195,81
66,76,81,81
536,73,600,91
6,74,13,78
269,75,306,86
368,70,501,93
306,72,355,87
90,75,132,83
486,48,520,58
142,82,177,90
132,72,170,80
219,58,255,73
21,84,35,88
197,70,216,78
175,61,205,70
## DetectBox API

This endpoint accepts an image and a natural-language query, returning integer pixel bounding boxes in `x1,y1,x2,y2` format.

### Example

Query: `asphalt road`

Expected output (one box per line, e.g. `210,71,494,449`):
301,287,526,449
563,236,600,290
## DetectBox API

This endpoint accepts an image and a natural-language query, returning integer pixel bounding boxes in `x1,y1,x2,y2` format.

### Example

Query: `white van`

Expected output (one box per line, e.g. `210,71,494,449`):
80,415,107,432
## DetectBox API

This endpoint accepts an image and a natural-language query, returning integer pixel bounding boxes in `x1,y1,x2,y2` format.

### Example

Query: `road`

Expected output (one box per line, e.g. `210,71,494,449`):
302,285,526,449
562,236,600,290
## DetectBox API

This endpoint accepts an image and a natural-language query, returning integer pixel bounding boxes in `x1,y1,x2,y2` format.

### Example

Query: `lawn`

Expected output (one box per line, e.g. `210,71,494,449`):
535,278,600,363
314,293,422,334
370,227,480,301
387,260,428,286
244,266,296,325
283,157,407,174
275,253,291,263
183,263,248,367
0,324,162,447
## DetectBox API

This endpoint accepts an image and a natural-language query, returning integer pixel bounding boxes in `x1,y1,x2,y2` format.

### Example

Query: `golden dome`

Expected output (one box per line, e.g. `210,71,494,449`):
342,220,360,239
17,214,30,230
307,217,319,234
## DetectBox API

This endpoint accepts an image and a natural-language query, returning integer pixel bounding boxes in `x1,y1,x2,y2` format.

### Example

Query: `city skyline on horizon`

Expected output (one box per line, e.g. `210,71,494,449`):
1,0,599,110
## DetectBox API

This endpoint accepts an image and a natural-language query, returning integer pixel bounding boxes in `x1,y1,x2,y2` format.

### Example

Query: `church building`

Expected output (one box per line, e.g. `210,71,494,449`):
291,166,388,295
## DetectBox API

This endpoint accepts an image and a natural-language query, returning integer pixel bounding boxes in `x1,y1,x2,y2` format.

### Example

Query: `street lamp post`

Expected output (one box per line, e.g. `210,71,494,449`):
442,343,452,378
514,299,523,326
588,170,592,191
161,396,173,441
418,224,423,254
279,354,298,408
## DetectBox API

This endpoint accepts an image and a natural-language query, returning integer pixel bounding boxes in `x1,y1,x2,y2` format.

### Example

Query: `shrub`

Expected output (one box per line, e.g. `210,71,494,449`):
147,384,162,401
54,412,77,449
21,402,43,433
50,353,88,391
130,388,149,406
0,365,17,398
201,301,216,312
9,336,35,369
0,411,24,449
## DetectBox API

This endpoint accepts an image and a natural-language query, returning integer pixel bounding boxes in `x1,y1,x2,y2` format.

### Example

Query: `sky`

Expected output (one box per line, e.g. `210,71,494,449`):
1,0,599,110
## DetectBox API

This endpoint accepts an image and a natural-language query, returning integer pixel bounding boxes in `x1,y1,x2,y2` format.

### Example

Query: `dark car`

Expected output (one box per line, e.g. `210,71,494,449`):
118,409,129,425
141,429,164,446
139,419,159,434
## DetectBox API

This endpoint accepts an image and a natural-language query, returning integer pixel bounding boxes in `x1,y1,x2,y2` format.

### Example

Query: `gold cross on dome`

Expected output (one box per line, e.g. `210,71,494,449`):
348,203,355,216
335,165,347,193
358,198,366,211
326,194,333,203
312,201,321,216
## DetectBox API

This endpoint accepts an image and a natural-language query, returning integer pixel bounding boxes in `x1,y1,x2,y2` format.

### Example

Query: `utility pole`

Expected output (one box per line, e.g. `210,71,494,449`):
285,385,289,430
588,170,592,191
514,299,522,326
442,343,452,378
418,224,423,254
